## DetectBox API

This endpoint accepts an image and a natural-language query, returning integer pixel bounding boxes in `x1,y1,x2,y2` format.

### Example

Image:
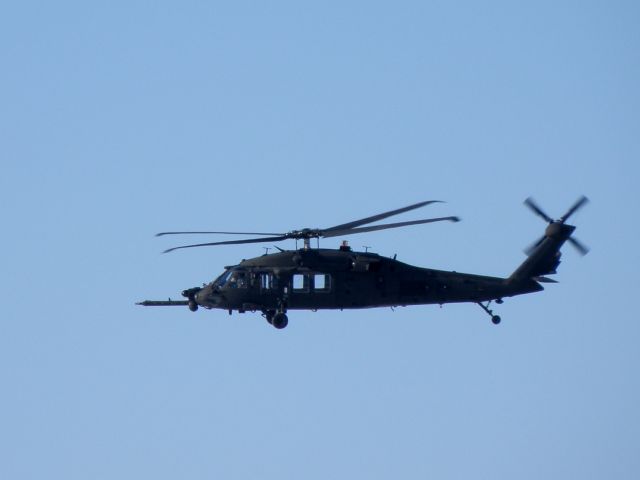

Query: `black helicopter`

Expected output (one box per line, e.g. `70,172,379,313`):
137,197,588,329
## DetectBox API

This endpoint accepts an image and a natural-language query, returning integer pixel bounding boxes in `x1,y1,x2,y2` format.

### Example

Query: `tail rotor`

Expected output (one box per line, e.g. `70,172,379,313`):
523,196,589,256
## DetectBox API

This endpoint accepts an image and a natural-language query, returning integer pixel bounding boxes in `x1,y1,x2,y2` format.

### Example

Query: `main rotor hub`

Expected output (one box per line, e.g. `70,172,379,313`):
289,228,321,239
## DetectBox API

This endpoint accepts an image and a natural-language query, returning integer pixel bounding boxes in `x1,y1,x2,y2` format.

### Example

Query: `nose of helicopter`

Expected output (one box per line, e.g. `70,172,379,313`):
195,286,221,308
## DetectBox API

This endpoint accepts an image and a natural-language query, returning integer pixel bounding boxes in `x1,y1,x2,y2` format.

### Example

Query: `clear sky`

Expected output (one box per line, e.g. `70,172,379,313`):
2,1,639,479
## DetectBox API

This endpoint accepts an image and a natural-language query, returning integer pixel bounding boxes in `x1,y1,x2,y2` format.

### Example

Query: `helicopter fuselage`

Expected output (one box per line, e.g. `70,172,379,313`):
193,247,542,313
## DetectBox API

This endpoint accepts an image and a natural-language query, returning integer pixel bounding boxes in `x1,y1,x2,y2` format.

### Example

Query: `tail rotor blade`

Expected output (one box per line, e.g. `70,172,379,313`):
568,236,590,256
560,196,589,223
525,235,546,255
524,197,553,223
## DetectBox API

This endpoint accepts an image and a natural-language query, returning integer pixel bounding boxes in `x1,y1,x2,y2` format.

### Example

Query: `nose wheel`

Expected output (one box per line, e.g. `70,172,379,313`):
477,301,501,325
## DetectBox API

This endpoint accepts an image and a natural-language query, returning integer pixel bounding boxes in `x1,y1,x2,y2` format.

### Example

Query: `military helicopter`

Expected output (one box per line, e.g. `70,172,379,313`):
137,197,588,329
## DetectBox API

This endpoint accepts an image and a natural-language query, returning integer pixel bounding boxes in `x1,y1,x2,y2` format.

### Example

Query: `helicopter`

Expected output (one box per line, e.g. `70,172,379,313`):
137,197,589,329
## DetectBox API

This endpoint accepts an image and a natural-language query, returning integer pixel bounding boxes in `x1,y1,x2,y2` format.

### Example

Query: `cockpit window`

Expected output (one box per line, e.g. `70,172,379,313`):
213,270,232,287
212,269,248,288
228,271,248,288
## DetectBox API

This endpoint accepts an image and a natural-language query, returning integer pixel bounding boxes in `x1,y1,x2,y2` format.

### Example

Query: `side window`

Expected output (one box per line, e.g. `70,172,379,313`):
292,274,310,292
313,274,331,292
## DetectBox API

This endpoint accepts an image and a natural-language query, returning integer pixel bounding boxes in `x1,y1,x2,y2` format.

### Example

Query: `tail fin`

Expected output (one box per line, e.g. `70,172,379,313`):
509,228,571,281
509,197,588,282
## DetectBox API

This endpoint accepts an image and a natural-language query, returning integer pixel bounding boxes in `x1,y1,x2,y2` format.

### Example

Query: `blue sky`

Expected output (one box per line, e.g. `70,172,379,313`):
1,1,639,478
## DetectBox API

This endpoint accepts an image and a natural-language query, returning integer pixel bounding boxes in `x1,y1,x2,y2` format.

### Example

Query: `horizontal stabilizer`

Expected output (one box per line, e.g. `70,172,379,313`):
533,276,559,284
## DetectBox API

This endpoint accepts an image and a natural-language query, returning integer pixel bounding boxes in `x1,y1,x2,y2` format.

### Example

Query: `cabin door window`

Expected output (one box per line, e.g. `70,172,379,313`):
313,274,331,292
292,274,310,292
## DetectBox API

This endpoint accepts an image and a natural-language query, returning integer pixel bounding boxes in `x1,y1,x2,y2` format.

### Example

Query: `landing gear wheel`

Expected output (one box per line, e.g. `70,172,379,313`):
188,300,198,312
477,301,502,325
272,312,288,329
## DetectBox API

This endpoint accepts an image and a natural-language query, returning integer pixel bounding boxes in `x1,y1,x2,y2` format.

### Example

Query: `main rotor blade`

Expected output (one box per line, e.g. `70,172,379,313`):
525,235,546,255
560,196,589,223
568,236,590,256
156,231,284,237
323,200,443,233
322,216,460,238
163,235,289,253
524,197,553,223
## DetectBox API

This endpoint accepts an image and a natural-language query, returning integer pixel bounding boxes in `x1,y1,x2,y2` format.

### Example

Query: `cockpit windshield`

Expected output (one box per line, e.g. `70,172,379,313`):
212,269,232,287
212,267,248,289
